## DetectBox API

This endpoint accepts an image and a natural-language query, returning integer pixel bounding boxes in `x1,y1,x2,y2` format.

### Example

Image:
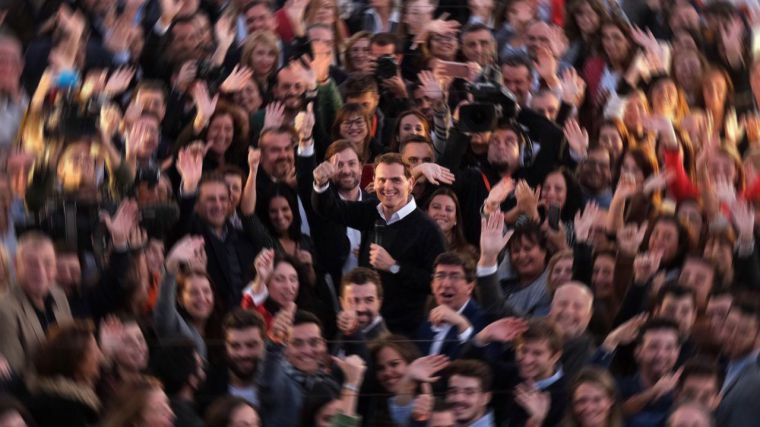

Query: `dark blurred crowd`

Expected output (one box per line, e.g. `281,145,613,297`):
0,0,758,426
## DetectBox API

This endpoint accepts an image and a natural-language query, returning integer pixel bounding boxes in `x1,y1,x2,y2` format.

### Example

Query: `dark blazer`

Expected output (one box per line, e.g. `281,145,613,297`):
171,193,274,310
296,151,375,285
312,186,445,336
716,353,760,427
416,299,489,359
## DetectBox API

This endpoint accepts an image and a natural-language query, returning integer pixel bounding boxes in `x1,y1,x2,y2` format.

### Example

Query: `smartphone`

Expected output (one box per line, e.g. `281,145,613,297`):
438,61,470,80
548,205,561,230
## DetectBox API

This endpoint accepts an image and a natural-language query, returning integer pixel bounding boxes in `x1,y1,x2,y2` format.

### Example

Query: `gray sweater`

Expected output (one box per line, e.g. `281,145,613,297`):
153,273,207,359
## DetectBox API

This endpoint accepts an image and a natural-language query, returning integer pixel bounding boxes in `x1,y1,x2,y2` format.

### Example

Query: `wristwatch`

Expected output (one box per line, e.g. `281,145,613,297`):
389,264,400,274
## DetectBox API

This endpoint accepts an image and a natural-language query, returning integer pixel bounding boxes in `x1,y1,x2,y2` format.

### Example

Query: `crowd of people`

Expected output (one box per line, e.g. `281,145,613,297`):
0,0,758,426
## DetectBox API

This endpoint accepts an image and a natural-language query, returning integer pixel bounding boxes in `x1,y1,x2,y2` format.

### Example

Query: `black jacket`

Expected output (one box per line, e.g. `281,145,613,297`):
312,186,445,336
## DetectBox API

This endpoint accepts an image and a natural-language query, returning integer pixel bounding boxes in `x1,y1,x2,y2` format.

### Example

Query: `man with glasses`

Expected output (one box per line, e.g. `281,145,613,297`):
416,252,488,358
445,359,496,426
258,306,339,426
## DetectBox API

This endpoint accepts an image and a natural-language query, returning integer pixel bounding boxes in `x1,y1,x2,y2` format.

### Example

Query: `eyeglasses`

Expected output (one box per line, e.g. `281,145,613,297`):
432,272,466,281
341,118,367,129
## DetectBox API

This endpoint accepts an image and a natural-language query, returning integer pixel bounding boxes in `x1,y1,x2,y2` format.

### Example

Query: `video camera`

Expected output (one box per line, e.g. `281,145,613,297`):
458,69,519,133
42,70,103,141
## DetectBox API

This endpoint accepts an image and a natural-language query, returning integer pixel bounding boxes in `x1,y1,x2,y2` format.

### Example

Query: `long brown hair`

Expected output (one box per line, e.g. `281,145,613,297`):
101,376,166,427
562,367,624,427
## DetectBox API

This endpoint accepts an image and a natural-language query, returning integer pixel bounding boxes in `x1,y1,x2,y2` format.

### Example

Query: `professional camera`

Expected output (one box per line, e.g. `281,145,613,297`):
375,55,398,80
458,73,519,133
42,71,103,141
135,165,161,188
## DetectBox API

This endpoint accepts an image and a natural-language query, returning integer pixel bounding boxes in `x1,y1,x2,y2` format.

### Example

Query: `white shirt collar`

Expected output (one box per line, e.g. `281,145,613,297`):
362,315,383,334
377,197,416,225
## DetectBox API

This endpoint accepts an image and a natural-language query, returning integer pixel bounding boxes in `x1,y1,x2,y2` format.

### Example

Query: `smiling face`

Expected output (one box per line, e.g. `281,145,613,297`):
330,148,362,192
398,114,427,142
516,339,560,381
115,322,149,372
549,256,573,290
509,235,548,282
225,326,264,381
348,38,371,73
549,283,593,339
572,382,614,427
339,114,369,145
268,261,299,306
208,113,234,156
574,2,600,35
180,275,215,321
267,196,293,235
260,131,295,180
601,24,630,66
591,255,615,299
285,322,325,374
635,329,680,380
375,346,409,394
198,181,231,229
620,153,646,185
427,194,457,234
374,162,413,215
342,282,381,330
446,375,490,425
401,142,434,169
648,220,680,264
541,171,567,209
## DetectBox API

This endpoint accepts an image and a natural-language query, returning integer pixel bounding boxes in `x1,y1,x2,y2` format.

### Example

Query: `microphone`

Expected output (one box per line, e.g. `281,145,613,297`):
373,221,386,247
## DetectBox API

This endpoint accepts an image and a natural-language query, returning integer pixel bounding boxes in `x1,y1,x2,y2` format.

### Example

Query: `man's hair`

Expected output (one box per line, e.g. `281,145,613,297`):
399,135,434,155
656,284,697,310
199,172,230,192
434,252,476,282
342,267,383,299
518,319,563,355
242,0,273,14
507,220,548,256
447,359,493,392
636,318,682,346
135,80,168,100
731,301,760,325
259,125,299,148
34,321,95,381
223,308,266,333
324,139,363,163
343,75,379,99
370,32,401,53
374,153,412,179
500,52,534,73
151,338,199,395
461,23,493,38
217,165,245,181
294,310,323,330
677,357,723,390
17,231,54,259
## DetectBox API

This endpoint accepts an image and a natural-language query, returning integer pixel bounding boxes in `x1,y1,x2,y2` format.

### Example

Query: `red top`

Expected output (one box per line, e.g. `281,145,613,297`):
663,148,700,201
242,293,275,331
274,9,295,44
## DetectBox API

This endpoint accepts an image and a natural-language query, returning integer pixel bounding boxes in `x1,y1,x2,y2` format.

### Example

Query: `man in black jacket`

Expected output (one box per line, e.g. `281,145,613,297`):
172,147,274,309
312,153,445,336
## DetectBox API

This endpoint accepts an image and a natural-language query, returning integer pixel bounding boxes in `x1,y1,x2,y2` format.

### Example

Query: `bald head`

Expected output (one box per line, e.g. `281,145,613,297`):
549,282,594,339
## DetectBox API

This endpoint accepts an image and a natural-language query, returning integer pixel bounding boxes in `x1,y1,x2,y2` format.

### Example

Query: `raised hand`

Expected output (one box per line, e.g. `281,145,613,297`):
176,145,204,193
484,177,514,215
642,170,675,195
294,102,315,142
515,180,540,219
264,102,286,129
418,70,444,102
479,212,514,265
725,109,745,145
514,382,550,423
652,368,683,399
560,67,585,106
220,65,254,93
191,82,219,131
633,250,663,283
99,102,123,140
574,201,600,243
414,163,455,186
165,235,207,274
99,316,125,359
406,354,450,383
248,147,261,174
563,119,589,158
475,317,529,345
713,176,737,205
271,302,296,343
617,221,649,256
332,355,366,388
602,313,648,351
214,13,236,52
58,5,86,40
412,382,434,422
104,67,136,96
128,227,149,250
613,173,639,202
253,248,276,285
336,309,358,336
159,0,182,26
533,46,558,86
174,61,198,93
313,160,338,187
100,199,139,249
731,200,755,240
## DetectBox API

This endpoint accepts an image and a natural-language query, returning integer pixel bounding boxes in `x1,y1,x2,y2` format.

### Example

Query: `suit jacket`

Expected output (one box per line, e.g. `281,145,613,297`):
716,353,760,427
0,286,72,372
416,299,489,359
